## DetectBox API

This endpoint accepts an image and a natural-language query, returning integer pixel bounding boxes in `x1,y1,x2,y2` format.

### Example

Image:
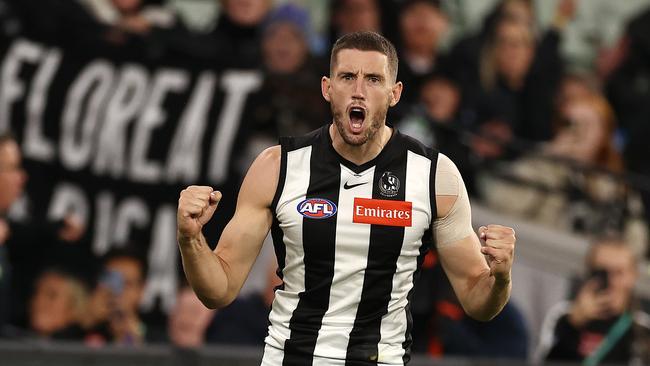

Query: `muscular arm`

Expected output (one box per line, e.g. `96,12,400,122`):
433,154,513,321
178,146,280,309
438,234,511,321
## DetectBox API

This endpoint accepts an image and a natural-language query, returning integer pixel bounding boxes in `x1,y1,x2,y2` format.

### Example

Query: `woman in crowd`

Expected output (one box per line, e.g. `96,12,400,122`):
480,91,647,257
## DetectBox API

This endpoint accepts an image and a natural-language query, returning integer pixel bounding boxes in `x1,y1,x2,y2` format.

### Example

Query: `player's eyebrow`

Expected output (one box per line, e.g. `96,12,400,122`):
365,73,384,81
337,70,357,77
336,70,384,81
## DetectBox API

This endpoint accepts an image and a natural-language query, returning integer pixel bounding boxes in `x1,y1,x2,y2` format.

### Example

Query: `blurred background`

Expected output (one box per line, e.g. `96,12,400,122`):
0,0,649,365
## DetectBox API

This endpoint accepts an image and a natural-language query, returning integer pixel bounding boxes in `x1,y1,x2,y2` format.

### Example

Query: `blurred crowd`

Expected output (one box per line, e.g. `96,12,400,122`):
1,0,650,364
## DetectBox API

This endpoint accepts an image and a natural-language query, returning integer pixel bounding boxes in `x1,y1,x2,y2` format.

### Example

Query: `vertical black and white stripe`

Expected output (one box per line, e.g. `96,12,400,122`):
264,125,438,366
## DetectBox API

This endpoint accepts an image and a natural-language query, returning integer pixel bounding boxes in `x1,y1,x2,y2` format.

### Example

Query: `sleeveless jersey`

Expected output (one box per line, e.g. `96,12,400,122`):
264,124,439,365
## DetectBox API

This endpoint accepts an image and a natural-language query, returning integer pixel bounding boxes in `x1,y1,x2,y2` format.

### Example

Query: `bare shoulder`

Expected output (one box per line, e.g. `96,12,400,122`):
259,145,281,163
239,145,281,207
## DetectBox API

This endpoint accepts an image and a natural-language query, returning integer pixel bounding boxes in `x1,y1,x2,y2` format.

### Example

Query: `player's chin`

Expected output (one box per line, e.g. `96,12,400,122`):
342,131,368,146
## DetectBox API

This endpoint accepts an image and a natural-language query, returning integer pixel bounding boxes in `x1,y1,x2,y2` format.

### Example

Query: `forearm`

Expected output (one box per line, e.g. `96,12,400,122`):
178,232,234,309
463,269,511,321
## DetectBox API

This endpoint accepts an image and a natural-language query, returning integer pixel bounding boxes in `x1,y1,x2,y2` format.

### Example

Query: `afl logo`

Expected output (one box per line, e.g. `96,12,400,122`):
297,198,337,219
379,171,400,197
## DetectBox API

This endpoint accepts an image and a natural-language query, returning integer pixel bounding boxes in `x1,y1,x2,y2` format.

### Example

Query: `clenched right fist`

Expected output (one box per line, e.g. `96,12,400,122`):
177,186,222,240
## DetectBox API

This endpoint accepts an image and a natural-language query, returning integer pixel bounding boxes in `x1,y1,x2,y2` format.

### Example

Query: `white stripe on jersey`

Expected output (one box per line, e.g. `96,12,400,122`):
264,344,349,366
265,146,312,351
378,150,433,363
261,344,284,366
312,165,375,363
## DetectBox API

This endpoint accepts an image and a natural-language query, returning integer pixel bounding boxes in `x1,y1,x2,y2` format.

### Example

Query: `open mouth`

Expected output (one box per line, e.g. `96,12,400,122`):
349,106,366,133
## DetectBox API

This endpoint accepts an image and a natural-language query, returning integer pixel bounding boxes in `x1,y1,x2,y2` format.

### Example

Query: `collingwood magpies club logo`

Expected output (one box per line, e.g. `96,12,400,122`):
379,171,400,197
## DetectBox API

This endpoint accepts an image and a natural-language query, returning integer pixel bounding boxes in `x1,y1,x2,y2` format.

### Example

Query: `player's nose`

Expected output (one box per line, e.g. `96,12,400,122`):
352,78,366,99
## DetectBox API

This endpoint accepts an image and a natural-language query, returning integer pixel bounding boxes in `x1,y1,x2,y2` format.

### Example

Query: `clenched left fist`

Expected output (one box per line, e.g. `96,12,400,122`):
479,225,516,282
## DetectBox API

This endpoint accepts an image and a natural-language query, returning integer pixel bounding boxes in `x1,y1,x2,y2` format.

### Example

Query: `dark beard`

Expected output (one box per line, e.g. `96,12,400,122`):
331,102,388,146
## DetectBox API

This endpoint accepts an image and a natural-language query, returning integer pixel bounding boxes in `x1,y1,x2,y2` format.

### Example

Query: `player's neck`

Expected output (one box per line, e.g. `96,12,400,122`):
330,124,392,166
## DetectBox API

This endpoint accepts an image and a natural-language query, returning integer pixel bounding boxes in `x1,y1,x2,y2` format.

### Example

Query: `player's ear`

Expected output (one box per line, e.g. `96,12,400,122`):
321,76,331,102
389,81,403,107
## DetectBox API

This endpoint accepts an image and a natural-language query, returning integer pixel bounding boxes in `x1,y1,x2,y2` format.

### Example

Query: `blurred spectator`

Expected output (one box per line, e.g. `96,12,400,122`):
449,0,574,92
554,73,600,118
392,0,450,121
605,7,650,236
55,247,149,345
538,238,650,364
480,94,647,254
75,0,194,59
499,0,535,26
221,0,270,27
462,1,577,161
0,133,27,218
206,256,281,346
28,269,86,339
53,280,113,345
138,0,272,65
249,3,329,139
480,19,535,97
397,74,475,193
78,0,178,35
262,4,312,75
472,19,547,156
100,247,147,345
340,0,382,33
330,0,382,38
210,0,273,69
605,6,650,141
328,0,382,39
325,0,402,61
448,0,534,100
0,133,86,332
168,285,214,348
0,133,25,333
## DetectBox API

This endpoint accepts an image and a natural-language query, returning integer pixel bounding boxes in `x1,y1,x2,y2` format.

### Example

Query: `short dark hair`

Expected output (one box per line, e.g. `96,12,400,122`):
330,31,399,82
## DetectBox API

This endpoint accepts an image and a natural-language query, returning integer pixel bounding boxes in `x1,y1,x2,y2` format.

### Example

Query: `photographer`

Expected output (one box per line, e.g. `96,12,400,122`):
538,238,650,364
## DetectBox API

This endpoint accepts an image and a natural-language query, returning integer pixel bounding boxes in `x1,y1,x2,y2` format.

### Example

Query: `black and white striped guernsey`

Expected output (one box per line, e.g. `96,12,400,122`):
264,124,438,365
